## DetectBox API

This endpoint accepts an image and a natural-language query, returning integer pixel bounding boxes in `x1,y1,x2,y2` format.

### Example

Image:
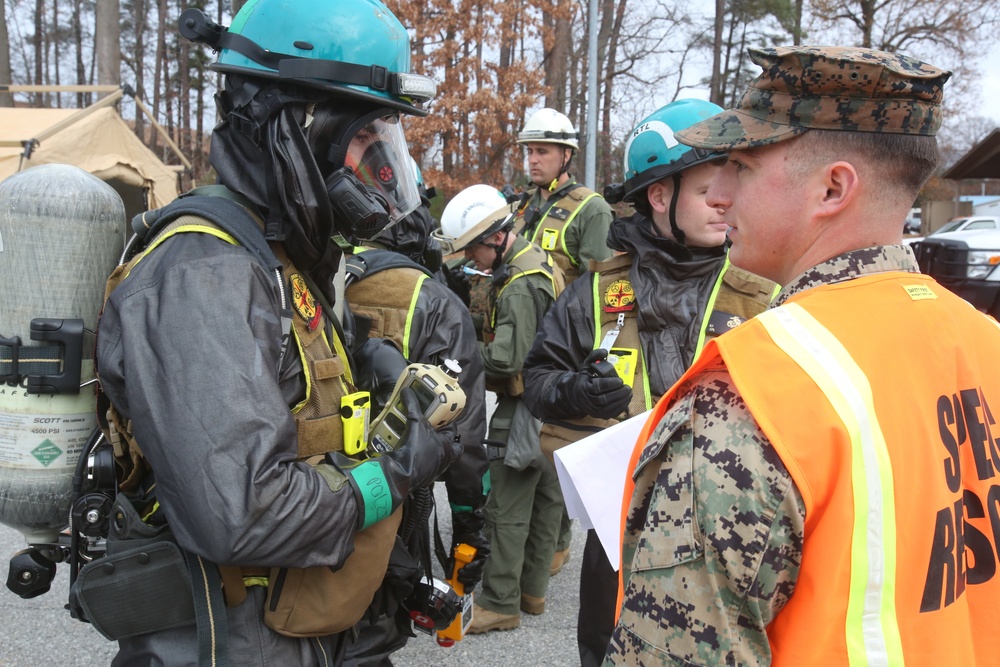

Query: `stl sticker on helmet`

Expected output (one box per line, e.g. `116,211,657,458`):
289,273,323,332
604,279,636,313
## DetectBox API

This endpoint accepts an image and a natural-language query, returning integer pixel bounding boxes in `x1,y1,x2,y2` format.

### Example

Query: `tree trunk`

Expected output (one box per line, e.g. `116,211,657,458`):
542,0,570,110
131,0,147,139
95,0,121,86
599,0,626,185
710,0,724,105
861,0,874,48
151,0,168,153
72,0,87,106
52,0,60,105
178,36,190,157
232,0,247,15
0,0,13,107
33,0,44,104
793,0,803,45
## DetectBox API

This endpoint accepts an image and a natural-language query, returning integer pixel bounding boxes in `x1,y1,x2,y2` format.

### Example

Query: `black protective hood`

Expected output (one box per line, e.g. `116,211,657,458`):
210,77,391,301
607,212,725,271
373,200,437,264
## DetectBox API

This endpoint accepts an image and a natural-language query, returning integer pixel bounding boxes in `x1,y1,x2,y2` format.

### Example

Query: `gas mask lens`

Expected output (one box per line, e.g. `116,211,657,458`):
345,116,420,225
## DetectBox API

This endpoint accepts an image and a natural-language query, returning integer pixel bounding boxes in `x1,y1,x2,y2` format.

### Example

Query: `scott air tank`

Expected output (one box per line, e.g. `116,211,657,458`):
0,164,125,544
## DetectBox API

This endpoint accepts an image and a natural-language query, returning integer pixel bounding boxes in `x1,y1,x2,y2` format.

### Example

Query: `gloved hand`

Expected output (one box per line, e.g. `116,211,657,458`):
442,263,472,307
446,508,491,588
330,388,463,530
351,337,410,409
550,349,632,420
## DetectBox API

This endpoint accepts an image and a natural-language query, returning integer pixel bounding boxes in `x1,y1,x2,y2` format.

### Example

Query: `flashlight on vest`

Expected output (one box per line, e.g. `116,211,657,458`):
436,543,477,647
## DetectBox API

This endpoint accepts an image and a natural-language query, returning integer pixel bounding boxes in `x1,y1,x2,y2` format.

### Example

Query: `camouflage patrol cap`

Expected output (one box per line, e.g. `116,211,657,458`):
675,46,952,151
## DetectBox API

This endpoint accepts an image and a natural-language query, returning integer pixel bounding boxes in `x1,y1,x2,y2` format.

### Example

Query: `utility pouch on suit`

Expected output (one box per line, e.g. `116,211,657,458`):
70,494,195,640
504,400,544,471
262,506,403,637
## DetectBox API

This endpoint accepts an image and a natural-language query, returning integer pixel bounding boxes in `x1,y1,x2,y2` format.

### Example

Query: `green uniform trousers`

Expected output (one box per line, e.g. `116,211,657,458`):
476,397,565,614
479,458,564,615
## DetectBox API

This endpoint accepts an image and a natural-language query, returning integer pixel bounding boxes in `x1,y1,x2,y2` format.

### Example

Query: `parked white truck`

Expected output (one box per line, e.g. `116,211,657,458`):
912,229,1000,317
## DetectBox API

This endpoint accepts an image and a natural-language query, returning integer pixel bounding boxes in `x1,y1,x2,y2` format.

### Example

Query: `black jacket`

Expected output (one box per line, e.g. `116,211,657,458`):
522,213,728,420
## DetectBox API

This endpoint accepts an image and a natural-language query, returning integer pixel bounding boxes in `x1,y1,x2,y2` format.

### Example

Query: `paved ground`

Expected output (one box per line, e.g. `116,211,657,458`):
0,487,587,666
1,390,589,666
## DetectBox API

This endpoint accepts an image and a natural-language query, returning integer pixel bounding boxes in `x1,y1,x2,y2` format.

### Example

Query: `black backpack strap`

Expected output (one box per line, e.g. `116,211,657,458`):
130,192,282,274
344,248,435,287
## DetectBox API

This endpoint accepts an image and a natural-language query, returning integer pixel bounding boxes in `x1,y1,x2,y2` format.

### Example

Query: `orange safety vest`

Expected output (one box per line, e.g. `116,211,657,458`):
618,271,1000,666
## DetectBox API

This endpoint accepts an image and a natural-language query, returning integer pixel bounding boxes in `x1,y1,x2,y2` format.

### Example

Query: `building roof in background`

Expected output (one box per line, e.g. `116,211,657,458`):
943,128,1000,179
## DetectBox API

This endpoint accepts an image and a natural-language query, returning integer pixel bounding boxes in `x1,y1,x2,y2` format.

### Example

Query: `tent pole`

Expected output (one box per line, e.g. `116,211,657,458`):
129,93,193,172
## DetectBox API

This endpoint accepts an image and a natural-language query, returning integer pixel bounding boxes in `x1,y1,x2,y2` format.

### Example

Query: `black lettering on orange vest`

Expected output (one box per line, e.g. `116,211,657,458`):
938,394,962,493
954,498,967,600
963,488,997,586
962,387,999,481
988,485,1000,574
980,388,1000,479
921,504,963,612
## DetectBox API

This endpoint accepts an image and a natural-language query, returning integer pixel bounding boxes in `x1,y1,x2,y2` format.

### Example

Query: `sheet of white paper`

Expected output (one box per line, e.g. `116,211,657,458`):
553,410,652,571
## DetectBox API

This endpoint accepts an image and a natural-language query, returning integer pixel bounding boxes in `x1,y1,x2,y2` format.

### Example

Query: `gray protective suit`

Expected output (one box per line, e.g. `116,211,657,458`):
97,228,360,666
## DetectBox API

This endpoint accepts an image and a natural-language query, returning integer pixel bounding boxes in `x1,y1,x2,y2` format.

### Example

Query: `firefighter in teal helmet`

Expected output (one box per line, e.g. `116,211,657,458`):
520,98,777,660
93,2,460,665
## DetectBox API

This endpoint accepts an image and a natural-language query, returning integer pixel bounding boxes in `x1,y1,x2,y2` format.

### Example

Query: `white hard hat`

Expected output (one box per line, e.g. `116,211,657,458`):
434,184,513,254
517,108,579,150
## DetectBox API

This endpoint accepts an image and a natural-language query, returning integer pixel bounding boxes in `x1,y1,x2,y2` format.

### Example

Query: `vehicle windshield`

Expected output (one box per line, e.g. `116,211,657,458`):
930,219,966,235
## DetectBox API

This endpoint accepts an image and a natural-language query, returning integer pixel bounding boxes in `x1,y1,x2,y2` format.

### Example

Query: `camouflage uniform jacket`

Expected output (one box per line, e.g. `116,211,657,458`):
605,245,920,667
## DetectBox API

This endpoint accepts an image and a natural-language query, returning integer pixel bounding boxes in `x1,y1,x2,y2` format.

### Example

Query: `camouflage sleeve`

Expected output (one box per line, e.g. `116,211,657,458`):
566,195,613,268
605,365,805,667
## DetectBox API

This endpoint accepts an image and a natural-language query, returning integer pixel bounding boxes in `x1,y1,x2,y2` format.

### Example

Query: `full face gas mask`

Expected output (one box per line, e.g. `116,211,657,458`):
314,109,420,245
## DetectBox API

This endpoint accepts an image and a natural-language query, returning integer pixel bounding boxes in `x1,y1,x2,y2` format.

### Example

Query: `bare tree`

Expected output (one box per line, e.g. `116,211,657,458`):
393,0,547,193
811,0,999,55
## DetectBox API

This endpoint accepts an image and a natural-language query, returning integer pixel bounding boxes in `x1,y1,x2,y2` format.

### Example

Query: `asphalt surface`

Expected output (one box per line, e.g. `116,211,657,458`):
0,501,586,666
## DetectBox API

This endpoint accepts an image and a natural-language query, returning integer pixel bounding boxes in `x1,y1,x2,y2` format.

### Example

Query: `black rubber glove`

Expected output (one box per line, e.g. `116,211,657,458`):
446,509,491,588
351,337,410,409
331,388,463,530
550,350,632,420
442,263,472,307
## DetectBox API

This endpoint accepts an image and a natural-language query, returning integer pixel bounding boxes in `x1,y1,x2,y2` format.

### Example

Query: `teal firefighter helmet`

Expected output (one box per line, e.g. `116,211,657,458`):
179,0,436,116
612,99,725,204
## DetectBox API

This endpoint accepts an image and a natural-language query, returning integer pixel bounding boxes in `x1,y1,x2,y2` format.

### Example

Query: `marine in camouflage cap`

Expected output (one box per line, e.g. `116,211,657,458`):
676,45,952,150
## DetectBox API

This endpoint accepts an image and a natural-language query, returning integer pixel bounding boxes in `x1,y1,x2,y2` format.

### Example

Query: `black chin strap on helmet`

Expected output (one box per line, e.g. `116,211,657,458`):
481,229,510,274
551,149,573,190
667,173,686,245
